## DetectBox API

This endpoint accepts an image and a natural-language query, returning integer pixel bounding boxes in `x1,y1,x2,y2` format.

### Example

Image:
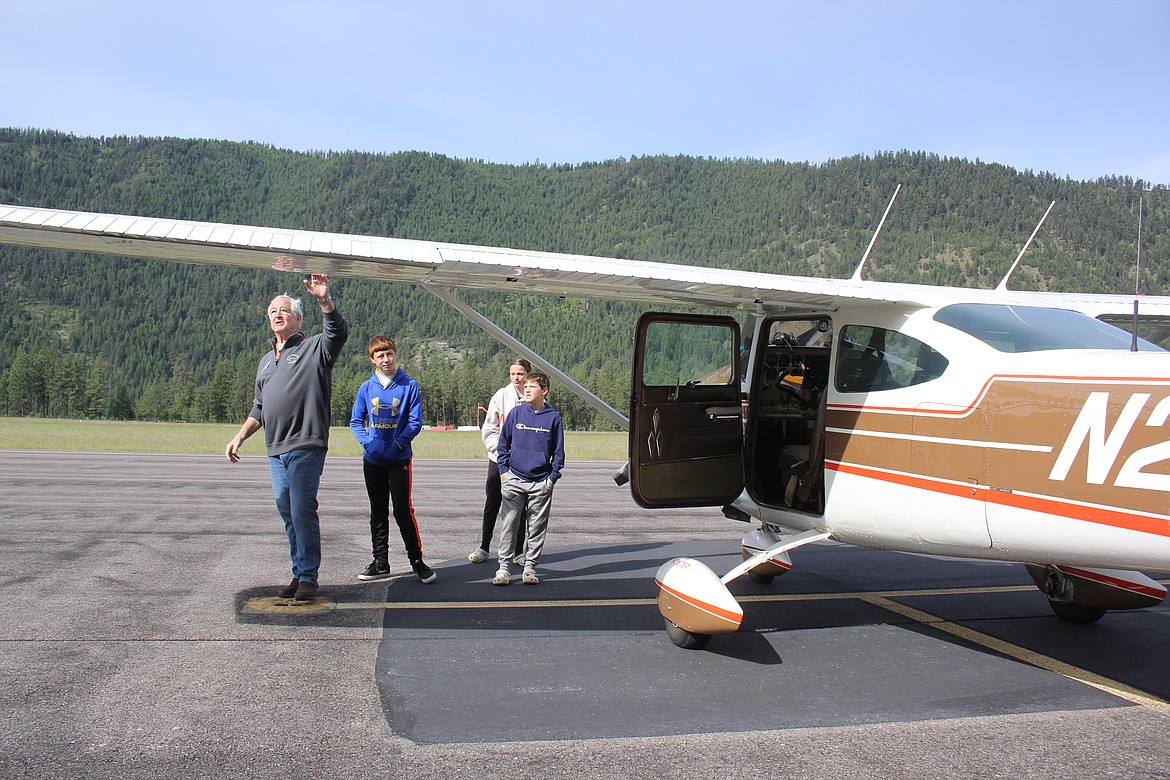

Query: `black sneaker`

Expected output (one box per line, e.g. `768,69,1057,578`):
293,580,318,600
357,559,392,581
413,561,437,584
279,578,300,598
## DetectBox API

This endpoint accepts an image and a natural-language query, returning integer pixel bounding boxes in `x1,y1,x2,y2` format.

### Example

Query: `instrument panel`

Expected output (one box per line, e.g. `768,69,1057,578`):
757,346,830,419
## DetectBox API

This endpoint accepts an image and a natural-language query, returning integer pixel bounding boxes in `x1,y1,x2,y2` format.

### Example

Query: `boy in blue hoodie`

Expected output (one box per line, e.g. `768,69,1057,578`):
349,336,436,584
493,371,565,586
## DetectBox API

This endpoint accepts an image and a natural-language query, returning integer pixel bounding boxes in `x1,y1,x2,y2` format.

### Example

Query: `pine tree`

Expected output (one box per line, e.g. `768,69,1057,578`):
107,382,135,420
6,348,35,417
170,356,196,421
86,356,108,420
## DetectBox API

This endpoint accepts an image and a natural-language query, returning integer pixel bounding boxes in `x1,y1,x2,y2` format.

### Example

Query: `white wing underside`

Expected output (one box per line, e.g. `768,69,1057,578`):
3,203,1169,318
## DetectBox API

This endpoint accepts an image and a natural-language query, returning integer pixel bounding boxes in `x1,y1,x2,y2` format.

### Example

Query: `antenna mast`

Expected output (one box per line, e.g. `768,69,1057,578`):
1131,195,1144,351
1136,195,1144,297
851,184,901,282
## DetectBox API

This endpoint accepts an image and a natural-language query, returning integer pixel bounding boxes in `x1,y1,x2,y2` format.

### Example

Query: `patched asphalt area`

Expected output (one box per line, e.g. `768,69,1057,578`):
302,542,1159,744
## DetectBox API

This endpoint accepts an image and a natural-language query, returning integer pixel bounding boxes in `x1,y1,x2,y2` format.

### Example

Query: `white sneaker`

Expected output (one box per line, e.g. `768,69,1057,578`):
522,568,539,585
492,568,510,586
468,547,489,563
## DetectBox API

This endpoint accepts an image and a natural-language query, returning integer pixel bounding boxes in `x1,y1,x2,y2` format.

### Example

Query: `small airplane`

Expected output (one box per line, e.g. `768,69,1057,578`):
3,192,1169,650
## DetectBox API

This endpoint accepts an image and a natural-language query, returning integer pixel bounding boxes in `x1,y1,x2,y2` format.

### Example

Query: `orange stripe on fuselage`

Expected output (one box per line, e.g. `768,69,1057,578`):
828,461,1170,539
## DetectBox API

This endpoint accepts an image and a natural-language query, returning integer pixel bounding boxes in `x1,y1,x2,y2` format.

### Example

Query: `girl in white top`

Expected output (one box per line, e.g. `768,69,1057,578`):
468,357,532,562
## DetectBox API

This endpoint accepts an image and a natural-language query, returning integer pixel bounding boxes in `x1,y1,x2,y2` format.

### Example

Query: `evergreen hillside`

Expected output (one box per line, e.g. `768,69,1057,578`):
0,128,1165,428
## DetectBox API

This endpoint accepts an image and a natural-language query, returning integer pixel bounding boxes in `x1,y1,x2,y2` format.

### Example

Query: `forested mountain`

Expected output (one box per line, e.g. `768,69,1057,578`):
0,128,1165,429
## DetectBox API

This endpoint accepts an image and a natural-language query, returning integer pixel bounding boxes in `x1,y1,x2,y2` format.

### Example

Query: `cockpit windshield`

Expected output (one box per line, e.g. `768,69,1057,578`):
934,304,1164,353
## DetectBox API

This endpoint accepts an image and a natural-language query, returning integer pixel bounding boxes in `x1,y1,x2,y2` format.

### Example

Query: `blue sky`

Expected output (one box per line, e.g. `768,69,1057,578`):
2,0,1168,185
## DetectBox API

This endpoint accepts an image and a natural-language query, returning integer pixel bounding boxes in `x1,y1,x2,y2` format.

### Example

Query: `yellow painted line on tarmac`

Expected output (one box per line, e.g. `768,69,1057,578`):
321,581,1041,611
736,583,1041,603
249,579,1170,612
331,597,656,610
861,594,1170,717
242,596,659,612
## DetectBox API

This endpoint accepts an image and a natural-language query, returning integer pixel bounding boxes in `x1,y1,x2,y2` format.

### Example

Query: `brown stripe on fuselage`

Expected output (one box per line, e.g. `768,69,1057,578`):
824,375,1170,527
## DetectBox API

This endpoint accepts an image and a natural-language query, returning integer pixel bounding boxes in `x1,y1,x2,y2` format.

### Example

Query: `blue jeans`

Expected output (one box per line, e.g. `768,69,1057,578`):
269,447,327,584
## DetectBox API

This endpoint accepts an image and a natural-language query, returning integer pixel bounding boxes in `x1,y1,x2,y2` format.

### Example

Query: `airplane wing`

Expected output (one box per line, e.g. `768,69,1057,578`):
1011,290,1170,321
0,203,912,314
6,203,1170,320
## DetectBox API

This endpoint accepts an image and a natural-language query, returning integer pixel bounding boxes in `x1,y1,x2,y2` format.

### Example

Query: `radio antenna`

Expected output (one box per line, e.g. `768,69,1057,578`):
851,184,901,282
1136,195,1143,297
1131,195,1144,351
996,200,1055,291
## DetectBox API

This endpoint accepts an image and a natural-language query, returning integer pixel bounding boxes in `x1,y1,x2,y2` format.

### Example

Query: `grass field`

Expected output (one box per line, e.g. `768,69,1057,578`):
0,417,627,460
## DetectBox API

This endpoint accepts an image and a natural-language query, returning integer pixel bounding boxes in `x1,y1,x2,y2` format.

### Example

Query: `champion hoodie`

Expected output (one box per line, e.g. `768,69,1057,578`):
497,402,565,484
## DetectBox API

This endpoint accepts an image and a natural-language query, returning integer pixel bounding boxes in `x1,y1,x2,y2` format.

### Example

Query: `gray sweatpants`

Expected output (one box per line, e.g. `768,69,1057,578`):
495,472,554,570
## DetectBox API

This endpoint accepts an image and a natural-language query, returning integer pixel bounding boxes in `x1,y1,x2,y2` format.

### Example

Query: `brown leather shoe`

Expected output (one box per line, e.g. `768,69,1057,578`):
293,580,319,600
279,578,299,598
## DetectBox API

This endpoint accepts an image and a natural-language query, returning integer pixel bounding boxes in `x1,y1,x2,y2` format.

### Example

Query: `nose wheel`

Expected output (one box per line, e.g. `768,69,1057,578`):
656,530,831,650
664,618,711,649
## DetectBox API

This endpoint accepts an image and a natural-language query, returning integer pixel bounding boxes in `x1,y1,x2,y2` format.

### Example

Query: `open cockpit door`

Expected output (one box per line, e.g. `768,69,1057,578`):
629,313,743,508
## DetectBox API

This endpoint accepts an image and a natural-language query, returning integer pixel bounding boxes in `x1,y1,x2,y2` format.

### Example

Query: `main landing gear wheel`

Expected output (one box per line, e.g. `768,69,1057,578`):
1048,599,1106,624
664,618,712,650
748,571,775,584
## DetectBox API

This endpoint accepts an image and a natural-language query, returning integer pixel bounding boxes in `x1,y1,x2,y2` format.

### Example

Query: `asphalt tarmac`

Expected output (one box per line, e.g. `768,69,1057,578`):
2,450,1169,779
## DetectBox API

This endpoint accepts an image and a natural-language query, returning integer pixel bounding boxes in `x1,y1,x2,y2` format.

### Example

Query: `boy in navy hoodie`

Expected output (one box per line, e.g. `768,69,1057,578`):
349,336,436,584
493,371,565,585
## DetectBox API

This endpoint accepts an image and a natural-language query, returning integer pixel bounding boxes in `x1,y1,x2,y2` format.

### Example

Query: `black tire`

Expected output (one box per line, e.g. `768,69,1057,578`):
748,571,775,584
664,618,712,649
1048,599,1106,624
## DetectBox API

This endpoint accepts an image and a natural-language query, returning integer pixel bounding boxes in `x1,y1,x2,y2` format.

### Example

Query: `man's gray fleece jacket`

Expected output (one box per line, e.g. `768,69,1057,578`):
249,308,349,456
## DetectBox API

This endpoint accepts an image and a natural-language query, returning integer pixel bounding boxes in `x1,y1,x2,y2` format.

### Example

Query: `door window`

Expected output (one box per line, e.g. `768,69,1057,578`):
642,320,737,388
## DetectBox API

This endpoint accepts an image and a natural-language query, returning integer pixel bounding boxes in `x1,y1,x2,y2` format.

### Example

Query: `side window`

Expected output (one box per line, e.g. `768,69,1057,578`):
642,321,736,387
836,325,948,393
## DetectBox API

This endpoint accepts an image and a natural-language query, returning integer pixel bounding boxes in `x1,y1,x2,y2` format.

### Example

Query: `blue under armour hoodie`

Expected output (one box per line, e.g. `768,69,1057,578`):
349,368,422,465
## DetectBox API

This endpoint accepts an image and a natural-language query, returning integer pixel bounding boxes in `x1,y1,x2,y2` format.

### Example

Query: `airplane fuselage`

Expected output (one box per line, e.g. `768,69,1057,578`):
819,353,1170,572
636,298,1170,575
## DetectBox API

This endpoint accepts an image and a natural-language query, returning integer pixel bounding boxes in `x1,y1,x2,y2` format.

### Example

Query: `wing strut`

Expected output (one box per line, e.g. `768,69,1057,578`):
996,200,1056,292
423,284,629,431
850,184,901,281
